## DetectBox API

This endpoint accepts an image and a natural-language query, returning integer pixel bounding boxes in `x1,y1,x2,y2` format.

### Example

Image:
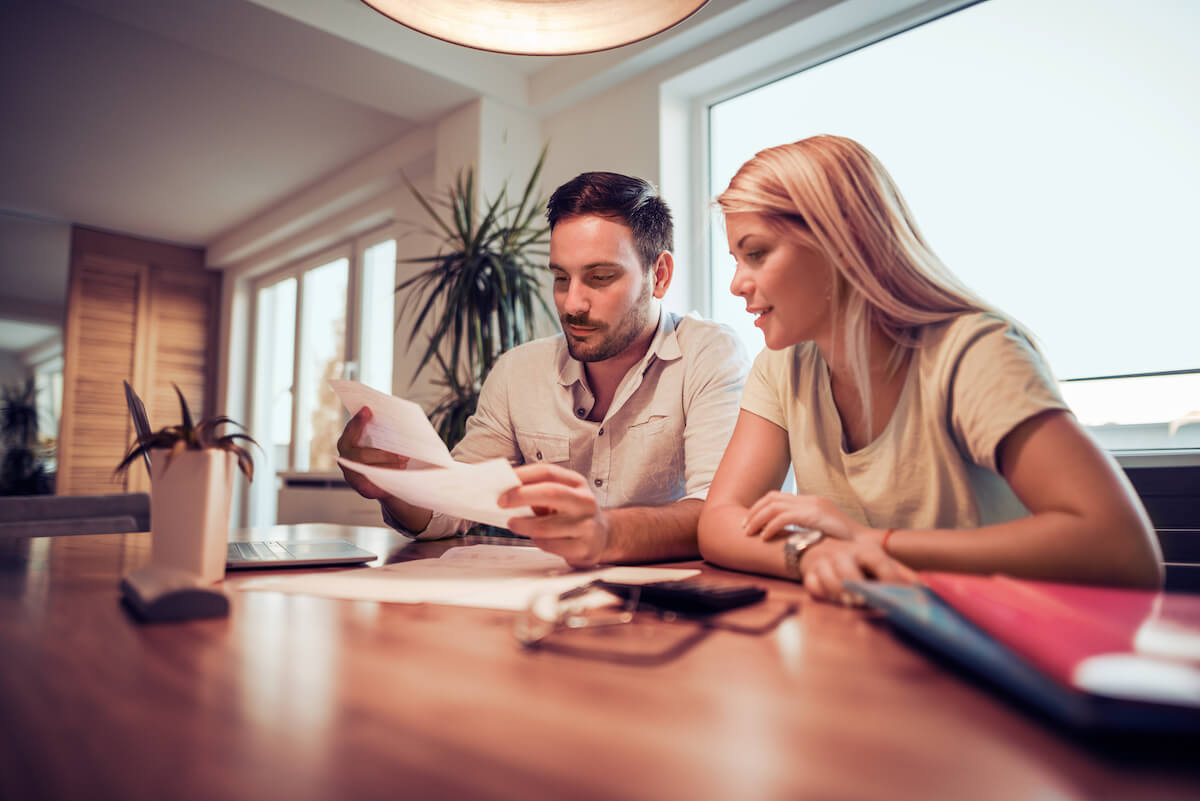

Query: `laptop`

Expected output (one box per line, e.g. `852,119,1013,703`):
123,380,377,570
226,538,375,569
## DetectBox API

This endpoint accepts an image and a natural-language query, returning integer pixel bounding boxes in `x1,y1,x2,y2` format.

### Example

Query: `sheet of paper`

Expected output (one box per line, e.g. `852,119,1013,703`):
338,456,534,529
235,545,701,611
329,379,454,468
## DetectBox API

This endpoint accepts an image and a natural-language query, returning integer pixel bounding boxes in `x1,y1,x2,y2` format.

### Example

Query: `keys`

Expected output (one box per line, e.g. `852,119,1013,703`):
228,541,288,561
265,541,290,558
250,542,275,560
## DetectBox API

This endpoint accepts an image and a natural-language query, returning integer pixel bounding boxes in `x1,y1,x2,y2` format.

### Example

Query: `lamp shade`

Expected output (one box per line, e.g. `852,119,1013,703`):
360,0,711,56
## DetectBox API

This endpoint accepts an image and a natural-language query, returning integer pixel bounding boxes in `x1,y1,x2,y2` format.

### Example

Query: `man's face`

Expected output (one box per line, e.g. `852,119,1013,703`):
548,215,657,363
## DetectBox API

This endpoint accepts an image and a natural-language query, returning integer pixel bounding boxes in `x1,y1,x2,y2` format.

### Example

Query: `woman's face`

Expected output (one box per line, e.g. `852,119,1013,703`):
725,212,838,351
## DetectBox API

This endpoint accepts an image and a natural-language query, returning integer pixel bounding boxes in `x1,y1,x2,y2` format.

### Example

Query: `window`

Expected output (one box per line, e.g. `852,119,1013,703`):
295,257,348,472
32,350,62,473
248,231,396,525
253,276,296,485
359,238,397,393
707,0,1200,451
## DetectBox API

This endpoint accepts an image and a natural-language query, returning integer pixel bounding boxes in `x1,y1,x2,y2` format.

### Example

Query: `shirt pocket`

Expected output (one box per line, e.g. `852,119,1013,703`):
515,430,571,465
625,414,683,493
628,414,669,438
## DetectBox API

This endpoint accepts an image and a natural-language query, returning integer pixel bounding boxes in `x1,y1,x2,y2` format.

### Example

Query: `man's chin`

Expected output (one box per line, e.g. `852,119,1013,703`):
565,340,606,362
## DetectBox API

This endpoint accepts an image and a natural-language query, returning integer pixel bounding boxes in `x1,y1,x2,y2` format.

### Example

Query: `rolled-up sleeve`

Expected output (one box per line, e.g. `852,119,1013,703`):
681,326,749,500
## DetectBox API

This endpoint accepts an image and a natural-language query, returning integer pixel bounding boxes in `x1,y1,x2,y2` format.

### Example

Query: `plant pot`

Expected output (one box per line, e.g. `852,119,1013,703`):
150,449,235,583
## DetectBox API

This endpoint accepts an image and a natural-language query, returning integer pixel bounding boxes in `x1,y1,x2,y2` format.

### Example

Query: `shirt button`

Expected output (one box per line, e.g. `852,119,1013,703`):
576,408,586,418
536,451,543,460
598,427,604,436
594,478,603,487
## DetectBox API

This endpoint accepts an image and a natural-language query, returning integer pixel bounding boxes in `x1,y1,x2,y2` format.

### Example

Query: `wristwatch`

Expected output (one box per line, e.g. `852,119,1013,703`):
783,526,824,580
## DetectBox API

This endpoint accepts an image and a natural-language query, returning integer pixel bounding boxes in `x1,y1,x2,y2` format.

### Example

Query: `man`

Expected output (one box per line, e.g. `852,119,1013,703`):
338,172,747,567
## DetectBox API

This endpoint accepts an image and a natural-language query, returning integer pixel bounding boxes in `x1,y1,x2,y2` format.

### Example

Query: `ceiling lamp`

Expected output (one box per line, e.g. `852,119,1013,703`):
360,0,711,56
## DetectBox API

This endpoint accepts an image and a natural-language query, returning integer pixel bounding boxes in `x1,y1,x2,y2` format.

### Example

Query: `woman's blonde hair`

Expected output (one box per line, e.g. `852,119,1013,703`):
717,134,990,430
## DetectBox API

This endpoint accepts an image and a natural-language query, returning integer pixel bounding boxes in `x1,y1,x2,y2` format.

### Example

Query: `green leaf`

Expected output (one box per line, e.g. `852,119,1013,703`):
395,147,554,449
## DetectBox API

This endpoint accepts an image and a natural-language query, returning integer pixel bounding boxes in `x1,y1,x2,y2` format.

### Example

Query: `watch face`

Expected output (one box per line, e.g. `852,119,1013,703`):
787,527,823,548
784,527,824,580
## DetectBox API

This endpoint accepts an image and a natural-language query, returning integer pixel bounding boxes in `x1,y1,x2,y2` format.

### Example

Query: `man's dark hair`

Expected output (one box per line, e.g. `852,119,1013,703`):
546,172,673,269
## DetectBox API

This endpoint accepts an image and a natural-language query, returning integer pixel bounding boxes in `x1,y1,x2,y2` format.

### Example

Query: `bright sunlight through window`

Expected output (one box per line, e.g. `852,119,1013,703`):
708,0,1200,449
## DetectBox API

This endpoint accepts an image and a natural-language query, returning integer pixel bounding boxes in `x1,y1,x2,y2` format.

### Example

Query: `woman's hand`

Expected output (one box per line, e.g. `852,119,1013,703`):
743,491,872,543
799,538,919,606
741,490,918,605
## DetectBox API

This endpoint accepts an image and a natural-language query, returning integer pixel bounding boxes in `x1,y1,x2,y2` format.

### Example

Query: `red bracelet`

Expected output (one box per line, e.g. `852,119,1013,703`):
881,528,896,554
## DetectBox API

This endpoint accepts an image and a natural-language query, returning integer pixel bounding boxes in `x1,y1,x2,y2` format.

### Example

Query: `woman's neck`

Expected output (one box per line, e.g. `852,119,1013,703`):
821,325,912,452
819,324,900,387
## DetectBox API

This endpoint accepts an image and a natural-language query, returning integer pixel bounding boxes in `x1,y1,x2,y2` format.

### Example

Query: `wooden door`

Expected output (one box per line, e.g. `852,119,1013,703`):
57,228,216,496
57,254,149,495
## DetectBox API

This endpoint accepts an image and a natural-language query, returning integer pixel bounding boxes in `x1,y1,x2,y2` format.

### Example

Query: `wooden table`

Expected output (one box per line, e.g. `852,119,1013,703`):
2,525,1197,801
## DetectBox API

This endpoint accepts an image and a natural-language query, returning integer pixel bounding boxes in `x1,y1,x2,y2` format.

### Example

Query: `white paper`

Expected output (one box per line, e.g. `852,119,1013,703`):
329,379,454,468
235,544,701,610
338,456,535,529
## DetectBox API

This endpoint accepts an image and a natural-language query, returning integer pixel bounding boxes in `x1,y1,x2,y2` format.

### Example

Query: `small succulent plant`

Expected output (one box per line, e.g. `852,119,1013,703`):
115,385,258,481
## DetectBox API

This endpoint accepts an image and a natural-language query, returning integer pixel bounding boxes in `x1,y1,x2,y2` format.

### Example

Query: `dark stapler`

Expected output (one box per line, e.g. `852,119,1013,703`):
120,565,230,622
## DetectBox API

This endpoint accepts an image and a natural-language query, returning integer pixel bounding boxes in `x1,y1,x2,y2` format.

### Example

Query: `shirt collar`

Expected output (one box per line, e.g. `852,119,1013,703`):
555,308,682,387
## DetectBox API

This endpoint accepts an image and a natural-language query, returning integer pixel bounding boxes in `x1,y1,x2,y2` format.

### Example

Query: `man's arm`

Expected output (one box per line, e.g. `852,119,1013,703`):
679,325,749,501
500,463,701,567
603,499,702,563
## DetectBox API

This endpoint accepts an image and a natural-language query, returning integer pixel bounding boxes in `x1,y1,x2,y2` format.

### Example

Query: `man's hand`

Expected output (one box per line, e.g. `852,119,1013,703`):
499,463,611,568
336,407,408,500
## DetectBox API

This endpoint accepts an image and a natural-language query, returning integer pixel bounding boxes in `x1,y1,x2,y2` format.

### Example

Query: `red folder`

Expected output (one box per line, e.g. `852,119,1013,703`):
922,573,1200,709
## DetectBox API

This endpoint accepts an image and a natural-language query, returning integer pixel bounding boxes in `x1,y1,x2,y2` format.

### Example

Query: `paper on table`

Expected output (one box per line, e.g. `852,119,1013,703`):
337,456,534,529
329,379,454,468
235,544,701,611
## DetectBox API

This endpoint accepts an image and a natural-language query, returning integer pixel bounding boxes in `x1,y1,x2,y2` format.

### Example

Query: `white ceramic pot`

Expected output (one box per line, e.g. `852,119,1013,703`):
150,448,235,583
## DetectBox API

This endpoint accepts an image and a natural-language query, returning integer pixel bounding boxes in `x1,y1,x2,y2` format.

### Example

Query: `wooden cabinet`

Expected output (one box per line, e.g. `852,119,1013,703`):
57,228,219,495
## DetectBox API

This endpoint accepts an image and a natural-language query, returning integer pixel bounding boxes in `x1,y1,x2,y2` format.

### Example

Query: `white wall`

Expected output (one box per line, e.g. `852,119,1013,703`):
0,352,25,388
0,215,71,316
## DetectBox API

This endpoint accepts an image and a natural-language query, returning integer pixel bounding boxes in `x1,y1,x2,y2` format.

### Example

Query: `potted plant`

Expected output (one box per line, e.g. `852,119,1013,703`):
398,149,554,448
116,385,257,583
1,379,53,496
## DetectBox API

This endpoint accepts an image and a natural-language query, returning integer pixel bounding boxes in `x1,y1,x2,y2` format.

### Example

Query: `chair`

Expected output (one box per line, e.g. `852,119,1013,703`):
0,493,151,538
1123,464,1200,593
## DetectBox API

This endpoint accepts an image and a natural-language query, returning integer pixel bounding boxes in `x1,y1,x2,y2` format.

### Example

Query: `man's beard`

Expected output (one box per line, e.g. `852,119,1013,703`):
561,283,653,363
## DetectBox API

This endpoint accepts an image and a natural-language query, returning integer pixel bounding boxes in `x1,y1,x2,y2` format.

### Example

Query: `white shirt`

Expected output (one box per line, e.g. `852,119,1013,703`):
390,310,749,539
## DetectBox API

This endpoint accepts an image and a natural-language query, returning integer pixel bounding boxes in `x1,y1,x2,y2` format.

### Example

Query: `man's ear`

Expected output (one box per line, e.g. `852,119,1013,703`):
651,251,674,299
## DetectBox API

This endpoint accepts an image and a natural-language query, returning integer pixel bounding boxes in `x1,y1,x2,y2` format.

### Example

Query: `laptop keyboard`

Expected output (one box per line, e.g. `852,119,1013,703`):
229,541,292,561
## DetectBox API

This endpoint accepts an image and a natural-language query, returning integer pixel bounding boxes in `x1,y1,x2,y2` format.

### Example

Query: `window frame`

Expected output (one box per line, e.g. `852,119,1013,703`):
244,224,399,524
688,0,1200,466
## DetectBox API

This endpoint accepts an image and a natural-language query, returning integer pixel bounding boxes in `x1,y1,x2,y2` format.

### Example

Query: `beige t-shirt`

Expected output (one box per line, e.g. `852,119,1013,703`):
739,313,1069,529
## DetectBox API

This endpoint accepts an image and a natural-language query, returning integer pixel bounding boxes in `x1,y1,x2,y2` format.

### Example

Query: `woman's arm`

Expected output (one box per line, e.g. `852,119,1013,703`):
886,409,1163,588
698,411,794,575
700,410,917,600
706,409,1163,599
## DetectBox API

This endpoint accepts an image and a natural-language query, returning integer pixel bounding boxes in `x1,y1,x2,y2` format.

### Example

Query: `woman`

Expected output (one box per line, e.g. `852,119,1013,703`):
697,135,1162,604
